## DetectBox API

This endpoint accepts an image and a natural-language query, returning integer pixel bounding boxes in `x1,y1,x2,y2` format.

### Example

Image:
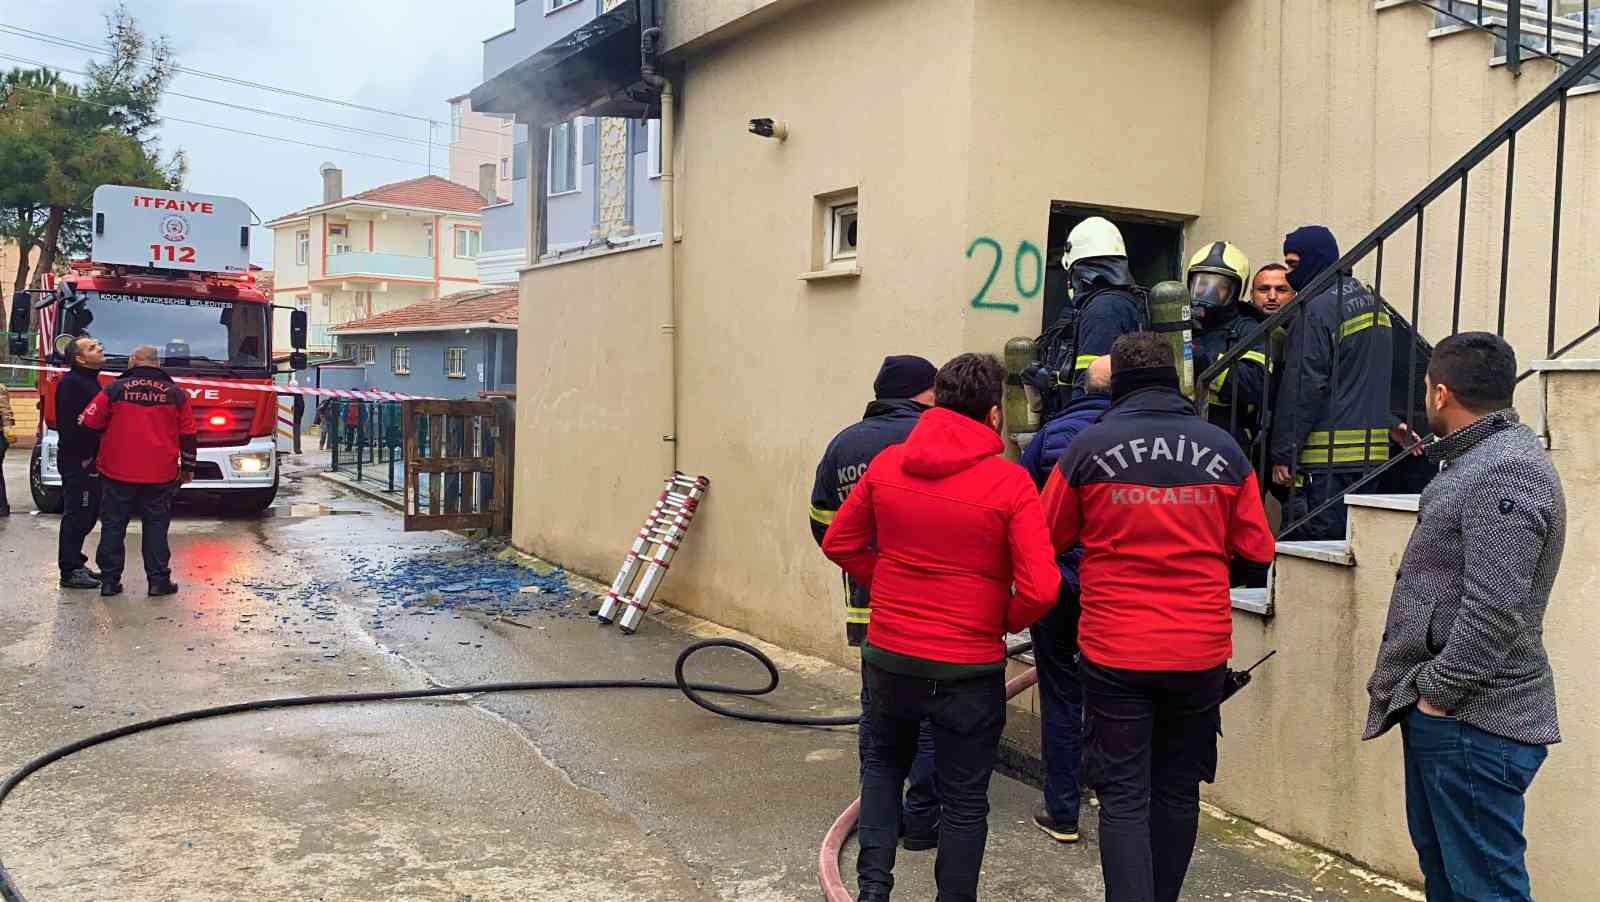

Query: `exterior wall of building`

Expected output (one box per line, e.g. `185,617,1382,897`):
0,240,41,293
1214,366,1600,897
447,98,515,200
339,329,516,399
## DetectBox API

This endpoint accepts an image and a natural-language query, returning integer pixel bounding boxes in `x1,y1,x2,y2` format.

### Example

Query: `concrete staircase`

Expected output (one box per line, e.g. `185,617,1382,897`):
1212,361,1600,899
1379,0,1600,88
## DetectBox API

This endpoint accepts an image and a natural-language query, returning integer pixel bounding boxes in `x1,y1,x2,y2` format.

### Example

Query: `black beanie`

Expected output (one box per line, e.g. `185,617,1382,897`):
873,355,937,400
1110,365,1180,402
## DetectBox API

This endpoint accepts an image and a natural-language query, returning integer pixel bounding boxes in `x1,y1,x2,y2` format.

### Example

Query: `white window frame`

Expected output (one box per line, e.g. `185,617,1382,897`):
329,223,351,256
450,101,463,143
445,347,467,379
500,156,510,180
647,119,662,179
545,0,583,13
391,346,411,376
361,344,376,366
423,223,434,257
826,202,858,267
295,230,309,265
454,227,482,259
547,119,583,197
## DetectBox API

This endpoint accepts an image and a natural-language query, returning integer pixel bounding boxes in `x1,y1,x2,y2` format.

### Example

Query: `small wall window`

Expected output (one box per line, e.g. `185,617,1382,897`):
454,228,482,259
424,223,434,257
500,156,510,180
545,0,582,13
445,347,467,378
549,119,581,196
829,204,859,264
329,224,351,255
361,344,376,366
450,101,463,143
391,346,411,375
295,230,309,265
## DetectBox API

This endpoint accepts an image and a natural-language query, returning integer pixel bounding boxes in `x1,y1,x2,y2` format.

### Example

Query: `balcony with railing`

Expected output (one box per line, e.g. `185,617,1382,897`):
324,251,434,281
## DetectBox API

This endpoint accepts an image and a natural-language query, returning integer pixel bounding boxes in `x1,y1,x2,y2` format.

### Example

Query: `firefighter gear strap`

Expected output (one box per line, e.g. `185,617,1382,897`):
808,504,835,526
1340,310,1393,340
844,605,871,626
1298,428,1389,465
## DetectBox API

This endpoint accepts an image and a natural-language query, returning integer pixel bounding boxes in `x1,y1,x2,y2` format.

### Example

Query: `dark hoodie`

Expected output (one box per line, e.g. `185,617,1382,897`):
823,407,1060,673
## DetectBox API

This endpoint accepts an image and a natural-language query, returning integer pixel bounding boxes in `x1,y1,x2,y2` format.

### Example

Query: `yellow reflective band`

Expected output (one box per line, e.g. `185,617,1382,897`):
809,504,836,526
1206,350,1271,405
1072,354,1099,372
845,605,871,625
1340,310,1393,340
1299,428,1388,465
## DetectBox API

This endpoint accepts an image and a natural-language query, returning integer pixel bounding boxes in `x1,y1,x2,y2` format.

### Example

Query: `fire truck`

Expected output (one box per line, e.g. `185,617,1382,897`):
6,185,308,514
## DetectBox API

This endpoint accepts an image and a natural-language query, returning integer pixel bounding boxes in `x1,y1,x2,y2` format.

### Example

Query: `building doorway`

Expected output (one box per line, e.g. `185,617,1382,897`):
1042,204,1186,332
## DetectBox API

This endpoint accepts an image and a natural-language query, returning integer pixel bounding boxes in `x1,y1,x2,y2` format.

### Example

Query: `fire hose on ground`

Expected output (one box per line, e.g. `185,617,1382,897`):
0,637,1041,902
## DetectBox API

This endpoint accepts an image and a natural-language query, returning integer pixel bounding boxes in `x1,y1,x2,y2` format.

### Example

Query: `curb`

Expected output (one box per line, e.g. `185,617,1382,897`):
318,470,403,512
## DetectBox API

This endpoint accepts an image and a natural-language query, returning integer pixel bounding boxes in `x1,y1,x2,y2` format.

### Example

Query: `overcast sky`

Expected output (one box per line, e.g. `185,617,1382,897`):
2,1,514,266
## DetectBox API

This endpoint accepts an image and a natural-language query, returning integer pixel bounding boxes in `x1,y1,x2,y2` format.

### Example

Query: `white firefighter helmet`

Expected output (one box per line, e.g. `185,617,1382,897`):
1186,240,1251,315
1061,217,1127,272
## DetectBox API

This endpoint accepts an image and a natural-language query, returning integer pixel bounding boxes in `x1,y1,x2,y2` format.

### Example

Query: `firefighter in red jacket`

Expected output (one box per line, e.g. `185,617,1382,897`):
1040,333,1275,902
823,353,1059,902
79,344,197,598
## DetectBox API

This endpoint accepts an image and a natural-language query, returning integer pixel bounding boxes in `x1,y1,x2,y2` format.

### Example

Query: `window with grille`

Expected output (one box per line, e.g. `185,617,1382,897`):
391,346,411,375
361,344,376,366
445,347,467,378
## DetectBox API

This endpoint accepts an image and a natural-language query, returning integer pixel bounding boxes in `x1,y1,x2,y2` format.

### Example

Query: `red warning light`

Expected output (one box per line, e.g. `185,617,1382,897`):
207,414,228,427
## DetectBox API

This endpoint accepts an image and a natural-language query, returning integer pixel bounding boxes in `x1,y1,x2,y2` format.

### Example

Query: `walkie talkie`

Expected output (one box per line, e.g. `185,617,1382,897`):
1222,650,1278,702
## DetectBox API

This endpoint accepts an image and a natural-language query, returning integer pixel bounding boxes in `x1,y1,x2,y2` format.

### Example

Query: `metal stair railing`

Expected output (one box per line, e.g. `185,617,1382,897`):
1424,0,1595,78
1196,37,1600,538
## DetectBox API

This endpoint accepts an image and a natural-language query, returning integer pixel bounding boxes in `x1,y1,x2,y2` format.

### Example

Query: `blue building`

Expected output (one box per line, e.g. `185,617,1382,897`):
466,0,664,283
328,287,518,399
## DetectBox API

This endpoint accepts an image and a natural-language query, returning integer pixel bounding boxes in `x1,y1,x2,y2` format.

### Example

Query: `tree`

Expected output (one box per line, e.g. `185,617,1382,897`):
0,3,185,293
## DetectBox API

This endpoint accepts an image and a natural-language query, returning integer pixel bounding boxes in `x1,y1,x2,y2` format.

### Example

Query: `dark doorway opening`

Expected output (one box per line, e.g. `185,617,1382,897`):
1042,204,1186,332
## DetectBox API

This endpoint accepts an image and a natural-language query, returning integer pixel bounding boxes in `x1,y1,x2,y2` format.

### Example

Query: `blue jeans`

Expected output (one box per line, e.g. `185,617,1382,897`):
1401,707,1547,902
858,663,1005,902
1029,600,1083,825
859,683,940,832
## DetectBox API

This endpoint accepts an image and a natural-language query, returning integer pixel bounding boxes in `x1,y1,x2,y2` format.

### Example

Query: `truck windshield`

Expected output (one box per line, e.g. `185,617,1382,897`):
66,291,270,375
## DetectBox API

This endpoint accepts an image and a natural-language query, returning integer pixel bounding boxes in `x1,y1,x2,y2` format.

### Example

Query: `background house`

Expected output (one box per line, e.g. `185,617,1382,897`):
446,93,516,206
266,166,498,354
328,287,518,399
468,0,663,285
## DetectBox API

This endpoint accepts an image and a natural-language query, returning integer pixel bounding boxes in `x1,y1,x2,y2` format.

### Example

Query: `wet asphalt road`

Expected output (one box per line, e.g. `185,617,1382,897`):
0,452,1416,902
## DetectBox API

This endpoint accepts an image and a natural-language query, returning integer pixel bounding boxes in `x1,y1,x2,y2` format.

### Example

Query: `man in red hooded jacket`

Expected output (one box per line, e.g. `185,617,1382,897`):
824,352,1059,902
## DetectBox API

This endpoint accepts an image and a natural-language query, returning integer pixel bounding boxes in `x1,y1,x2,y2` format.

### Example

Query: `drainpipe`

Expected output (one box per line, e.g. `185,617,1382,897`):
642,25,678,473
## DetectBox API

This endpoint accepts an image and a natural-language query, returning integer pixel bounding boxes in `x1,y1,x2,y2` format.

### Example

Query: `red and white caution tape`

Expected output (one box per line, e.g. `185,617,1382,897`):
1,362,443,402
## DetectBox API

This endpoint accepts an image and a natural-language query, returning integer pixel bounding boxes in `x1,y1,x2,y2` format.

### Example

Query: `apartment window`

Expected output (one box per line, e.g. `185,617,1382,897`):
647,119,662,179
391,346,411,376
451,101,463,143
445,347,467,379
500,156,510,180
360,344,376,366
549,119,581,196
424,223,434,257
545,0,582,12
295,230,309,265
329,224,351,255
808,189,861,277
454,228,481,259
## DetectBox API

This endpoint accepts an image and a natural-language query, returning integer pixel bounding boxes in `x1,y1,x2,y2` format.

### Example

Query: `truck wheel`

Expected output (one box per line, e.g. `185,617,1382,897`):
30,446,63,514
238,475,279,515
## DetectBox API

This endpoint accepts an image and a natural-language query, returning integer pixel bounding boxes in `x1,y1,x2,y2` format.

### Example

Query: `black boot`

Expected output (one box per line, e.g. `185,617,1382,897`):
148,579,179,597
60,568,101,589
100,580,125,597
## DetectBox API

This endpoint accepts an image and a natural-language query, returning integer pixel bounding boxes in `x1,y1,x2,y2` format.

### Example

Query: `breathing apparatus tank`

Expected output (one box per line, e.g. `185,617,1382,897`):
1147,281,1195,398
1003,336,1038,435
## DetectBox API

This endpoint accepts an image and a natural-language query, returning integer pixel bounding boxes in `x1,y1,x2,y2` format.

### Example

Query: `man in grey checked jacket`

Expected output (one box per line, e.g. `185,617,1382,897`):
1364,332,1565,902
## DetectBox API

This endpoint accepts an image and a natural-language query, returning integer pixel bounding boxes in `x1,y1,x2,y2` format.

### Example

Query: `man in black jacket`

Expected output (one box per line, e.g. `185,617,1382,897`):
809,354,941,851
57,336,108,589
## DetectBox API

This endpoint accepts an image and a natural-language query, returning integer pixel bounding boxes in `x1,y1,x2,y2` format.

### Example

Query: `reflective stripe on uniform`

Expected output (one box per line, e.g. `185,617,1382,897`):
1339,310,1393,340
1207,350,1270,404
1298,427,1388,465
809,504,836,525
1071,354,1099,373
845,605,871,625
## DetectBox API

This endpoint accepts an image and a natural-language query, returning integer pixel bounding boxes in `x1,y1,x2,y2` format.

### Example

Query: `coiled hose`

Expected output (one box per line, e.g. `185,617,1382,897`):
0,637,1035,902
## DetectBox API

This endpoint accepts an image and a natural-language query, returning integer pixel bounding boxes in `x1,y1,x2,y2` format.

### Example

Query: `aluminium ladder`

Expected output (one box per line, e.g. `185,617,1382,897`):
595,472,710,634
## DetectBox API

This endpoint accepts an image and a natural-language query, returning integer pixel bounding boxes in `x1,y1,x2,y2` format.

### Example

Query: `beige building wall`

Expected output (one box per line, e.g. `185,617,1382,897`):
447,98,514,201
1216,365,1600,897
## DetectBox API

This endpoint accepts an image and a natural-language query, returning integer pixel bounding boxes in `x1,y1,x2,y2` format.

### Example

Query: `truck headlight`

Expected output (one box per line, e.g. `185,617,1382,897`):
229,452,272,474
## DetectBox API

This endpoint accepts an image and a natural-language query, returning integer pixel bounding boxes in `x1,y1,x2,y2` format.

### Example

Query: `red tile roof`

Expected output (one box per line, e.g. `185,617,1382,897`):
330,287,519,334
268,175,503,223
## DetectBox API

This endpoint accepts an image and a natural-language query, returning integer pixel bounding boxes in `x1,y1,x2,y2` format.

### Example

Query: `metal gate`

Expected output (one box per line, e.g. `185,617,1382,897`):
402,399,514,534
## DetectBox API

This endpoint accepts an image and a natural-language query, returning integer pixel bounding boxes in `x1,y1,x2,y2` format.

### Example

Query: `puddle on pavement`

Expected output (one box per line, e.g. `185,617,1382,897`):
279,503,366,518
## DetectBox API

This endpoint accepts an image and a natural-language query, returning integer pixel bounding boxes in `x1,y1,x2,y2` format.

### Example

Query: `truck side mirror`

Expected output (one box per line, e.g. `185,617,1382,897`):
8,292,30,356
290,309,308,350
289,352,307,371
